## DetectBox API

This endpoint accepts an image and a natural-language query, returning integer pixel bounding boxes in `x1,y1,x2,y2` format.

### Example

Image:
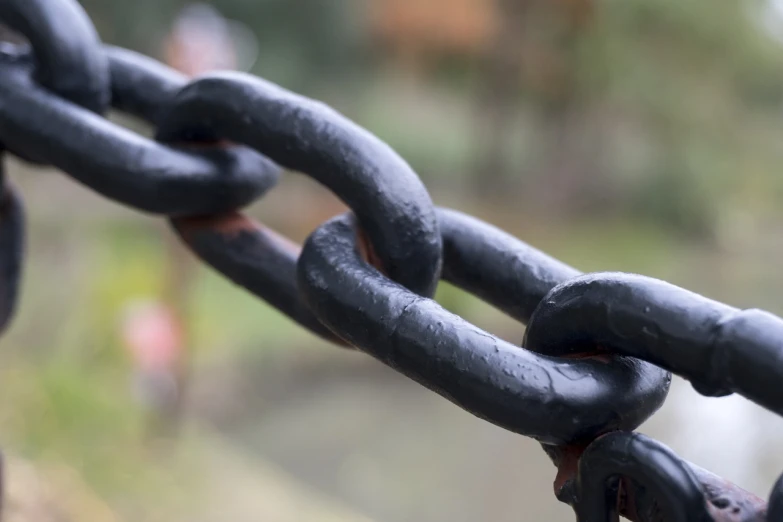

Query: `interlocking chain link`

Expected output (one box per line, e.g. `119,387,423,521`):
0,1,781,520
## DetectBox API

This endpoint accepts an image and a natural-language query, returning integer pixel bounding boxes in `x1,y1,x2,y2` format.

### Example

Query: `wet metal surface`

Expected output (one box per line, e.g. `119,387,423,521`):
155,72,443,298
0,47,279,215
297,212,670,445
524,273,783,415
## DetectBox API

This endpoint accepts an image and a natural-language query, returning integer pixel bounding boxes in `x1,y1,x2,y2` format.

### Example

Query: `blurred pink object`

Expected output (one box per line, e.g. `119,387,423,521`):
163,3,258,76
121,300,182,372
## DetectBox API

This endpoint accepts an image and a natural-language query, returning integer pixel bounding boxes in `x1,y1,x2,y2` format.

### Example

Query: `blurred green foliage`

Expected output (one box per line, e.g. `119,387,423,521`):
77,0,783,239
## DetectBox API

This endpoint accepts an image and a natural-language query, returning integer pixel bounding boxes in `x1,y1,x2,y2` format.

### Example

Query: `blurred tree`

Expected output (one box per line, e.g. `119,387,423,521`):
568,0,783,235
472,0,595,197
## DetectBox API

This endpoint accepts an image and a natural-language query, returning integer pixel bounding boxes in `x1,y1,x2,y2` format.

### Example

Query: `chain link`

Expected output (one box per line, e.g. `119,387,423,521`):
0,1,781,520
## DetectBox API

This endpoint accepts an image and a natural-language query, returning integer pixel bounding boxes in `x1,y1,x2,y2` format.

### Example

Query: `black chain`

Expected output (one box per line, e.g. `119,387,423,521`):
0,1,781,520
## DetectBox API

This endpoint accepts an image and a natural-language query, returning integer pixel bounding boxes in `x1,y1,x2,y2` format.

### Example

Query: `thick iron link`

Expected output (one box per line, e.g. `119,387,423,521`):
0,0,109,113
0,0,781,520
573,432,714,522
438,208,580,323
524,274,783,415
155,73,443,298
0,48,279,215
0,0,107,328
106,45,186,125
105,50,443,333
168,201,578,342
296,210,670,444
551,440,768,522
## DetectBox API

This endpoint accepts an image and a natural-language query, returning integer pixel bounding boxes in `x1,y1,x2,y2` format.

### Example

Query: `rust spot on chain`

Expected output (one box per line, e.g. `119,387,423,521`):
173,212,302,257
173,211,253,238
356,225,387,275
553,442,590,497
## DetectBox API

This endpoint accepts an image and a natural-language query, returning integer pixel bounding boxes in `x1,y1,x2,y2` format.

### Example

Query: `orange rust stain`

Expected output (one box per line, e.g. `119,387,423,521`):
173,212,303,257
356,226,387,275
552,442,589,496
173,211,255,238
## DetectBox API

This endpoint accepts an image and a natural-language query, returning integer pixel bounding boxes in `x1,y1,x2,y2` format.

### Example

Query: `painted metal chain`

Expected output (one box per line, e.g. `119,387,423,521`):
0,1,781,520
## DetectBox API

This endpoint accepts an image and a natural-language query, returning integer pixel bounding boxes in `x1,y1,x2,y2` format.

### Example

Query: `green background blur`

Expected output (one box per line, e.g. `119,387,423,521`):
3,0,783,520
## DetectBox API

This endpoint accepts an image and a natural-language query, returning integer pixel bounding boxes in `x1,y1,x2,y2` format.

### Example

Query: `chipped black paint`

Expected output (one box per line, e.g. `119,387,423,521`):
524,273,783,415
297,212,670,445
155,73,443,298
689,465,767,522
559,434,767,522
570,432,714,522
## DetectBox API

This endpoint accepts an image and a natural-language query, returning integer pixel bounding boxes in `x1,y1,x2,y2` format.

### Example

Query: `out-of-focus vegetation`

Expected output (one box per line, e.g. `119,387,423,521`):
81,0,783,239
5,1,783,520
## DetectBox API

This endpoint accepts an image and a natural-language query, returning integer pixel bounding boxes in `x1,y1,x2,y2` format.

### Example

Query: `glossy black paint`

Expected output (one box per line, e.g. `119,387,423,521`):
570,432,713,522
0,162,23,335
169,207,578,343
0,0,109,113
106,48,332,338
297,212,670,445
0,50,279,216
524,273,783,415
439,208,580,322
155,73,443,298
105,45,185,125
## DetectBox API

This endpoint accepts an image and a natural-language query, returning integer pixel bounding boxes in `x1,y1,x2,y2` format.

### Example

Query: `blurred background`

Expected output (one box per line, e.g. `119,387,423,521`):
3,0,783,520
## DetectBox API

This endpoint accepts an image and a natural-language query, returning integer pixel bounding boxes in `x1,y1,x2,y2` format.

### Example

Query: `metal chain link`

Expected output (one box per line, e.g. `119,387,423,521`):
0,1,781,520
